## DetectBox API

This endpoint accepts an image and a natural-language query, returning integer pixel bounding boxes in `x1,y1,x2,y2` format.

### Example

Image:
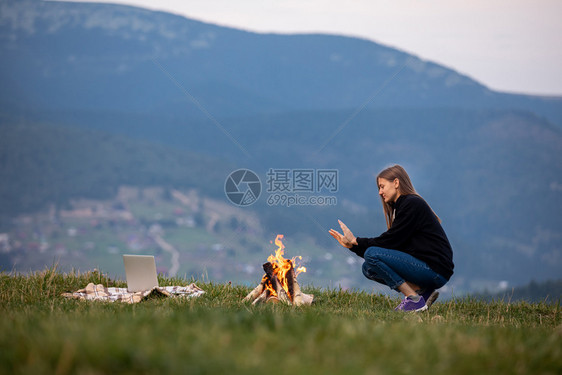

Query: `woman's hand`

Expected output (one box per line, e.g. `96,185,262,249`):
329,220,358,249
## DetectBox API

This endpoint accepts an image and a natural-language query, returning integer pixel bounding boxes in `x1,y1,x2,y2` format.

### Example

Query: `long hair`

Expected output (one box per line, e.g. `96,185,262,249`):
377,165,441,229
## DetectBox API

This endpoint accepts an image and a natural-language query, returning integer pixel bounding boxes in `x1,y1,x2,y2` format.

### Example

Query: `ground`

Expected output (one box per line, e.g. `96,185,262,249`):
1,268,560,374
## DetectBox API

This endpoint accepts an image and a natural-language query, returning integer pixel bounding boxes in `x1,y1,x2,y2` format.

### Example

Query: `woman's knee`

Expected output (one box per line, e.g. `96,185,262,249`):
431,273,448,290
361,261,371,278
362,259,388,285
363,246,386,263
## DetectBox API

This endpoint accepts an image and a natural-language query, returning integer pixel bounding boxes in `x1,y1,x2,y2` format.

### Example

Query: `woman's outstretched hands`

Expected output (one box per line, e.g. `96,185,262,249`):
329,220,358,249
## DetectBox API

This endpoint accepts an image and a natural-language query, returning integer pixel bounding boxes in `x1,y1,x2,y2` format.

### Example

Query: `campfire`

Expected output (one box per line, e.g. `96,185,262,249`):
243,235,314,306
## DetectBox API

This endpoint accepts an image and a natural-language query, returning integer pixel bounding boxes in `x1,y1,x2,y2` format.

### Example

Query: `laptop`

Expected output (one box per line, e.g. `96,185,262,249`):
122,254,159,292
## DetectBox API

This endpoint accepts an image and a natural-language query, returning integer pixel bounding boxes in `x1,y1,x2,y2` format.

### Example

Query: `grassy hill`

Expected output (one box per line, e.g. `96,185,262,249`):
1,268,560,374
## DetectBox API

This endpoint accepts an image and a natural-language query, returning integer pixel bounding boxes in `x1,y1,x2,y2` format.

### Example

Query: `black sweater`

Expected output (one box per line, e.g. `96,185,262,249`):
350,194,454,280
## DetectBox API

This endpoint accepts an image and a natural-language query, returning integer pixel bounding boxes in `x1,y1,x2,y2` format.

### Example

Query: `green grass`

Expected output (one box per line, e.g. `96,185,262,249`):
1,268,561,375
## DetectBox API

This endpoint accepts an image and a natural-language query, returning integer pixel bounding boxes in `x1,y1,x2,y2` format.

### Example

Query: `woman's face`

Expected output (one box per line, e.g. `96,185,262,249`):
378,178,400,203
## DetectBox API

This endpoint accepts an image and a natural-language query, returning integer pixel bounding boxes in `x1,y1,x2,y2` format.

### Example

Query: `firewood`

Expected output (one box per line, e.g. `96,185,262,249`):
243,279,265,302
286,261,295,301
292,276,305,306
263,262,281,294
266,295,279,304
301,292,314,305
245,260,312,306
291,275,314,306
276,286,291,305
263,262,292,305
252,289,270,305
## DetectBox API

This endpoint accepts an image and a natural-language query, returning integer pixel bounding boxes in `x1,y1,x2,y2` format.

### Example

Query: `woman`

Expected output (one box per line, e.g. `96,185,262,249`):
329,165,454,312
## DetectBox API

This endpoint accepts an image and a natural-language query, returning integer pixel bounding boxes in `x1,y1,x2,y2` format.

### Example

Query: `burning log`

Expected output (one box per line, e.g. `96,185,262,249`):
244,262,314,306
243,234,314,306
263,262,291,304
286,261,295,301
263,262,281,293
288,266,305,306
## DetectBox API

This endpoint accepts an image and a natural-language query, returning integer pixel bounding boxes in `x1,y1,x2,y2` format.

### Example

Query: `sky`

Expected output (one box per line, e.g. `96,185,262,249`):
57,0,562,96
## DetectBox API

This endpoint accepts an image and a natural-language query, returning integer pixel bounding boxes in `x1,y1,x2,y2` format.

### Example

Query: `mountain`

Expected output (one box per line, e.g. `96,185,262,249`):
1,0,561,124
0,121,231,218
0,0,561,293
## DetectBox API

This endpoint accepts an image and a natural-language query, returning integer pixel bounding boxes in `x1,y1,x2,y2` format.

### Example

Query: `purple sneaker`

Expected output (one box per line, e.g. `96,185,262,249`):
420,289,439,308
394,295,428,312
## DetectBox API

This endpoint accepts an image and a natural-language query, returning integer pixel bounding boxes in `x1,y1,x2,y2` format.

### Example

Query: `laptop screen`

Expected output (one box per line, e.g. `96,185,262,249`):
123,254,159,292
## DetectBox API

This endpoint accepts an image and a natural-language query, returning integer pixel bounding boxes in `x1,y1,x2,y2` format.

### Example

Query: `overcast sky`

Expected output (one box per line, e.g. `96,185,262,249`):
57,0,562,96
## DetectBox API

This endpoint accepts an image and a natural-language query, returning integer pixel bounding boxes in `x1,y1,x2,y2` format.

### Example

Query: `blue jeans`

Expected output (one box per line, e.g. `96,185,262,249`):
361,247,447,292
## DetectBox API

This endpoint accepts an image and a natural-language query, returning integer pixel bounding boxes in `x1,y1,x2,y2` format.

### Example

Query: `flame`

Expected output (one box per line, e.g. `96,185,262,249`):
262,234,306,300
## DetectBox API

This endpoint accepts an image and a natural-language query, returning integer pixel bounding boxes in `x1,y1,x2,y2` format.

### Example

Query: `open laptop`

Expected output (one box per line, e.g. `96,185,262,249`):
122,254,159,292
